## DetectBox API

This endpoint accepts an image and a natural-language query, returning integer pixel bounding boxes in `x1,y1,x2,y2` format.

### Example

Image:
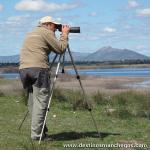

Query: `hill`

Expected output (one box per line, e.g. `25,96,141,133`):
83,46,150,61
0,55,19,63
0,47,149,63
0,52,90,63
49,51,90,62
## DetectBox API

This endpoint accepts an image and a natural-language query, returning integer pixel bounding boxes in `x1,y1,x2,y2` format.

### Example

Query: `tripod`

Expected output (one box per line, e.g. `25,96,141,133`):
18,44,101,144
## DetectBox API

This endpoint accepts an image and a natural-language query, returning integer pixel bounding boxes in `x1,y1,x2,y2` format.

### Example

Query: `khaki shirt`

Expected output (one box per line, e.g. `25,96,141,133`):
19,26,68,69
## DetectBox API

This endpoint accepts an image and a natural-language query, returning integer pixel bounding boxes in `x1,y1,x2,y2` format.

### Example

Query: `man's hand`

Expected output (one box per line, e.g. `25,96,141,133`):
62,25,70,35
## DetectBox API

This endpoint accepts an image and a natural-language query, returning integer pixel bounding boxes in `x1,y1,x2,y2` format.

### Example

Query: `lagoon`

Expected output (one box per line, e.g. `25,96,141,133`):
0,73,19,79
0,67,150,79
68,67,150,77
0,67,150,88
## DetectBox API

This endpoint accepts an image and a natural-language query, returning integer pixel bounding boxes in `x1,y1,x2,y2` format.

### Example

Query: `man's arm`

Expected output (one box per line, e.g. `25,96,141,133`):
45,25,70,54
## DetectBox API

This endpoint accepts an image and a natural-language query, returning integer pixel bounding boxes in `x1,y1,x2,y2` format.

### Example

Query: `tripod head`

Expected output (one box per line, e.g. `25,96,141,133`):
56,24,80,33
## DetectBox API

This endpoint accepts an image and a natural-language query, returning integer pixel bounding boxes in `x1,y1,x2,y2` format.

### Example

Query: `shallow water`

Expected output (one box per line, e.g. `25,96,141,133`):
0,67,150,88
68,67,150,77
125,80,150,88
0,73,19,79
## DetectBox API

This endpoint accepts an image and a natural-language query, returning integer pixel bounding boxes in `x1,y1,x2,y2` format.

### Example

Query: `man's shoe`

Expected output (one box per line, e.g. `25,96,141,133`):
44,125,48,133
32,134,53,141
42,134,53,141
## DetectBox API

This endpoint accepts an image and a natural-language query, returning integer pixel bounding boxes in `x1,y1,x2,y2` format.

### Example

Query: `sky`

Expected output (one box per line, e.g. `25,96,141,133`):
0,0,150,56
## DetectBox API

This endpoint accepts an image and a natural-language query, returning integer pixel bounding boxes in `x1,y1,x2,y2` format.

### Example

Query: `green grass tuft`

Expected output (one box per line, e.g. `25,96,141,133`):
92,90,150,119
0,90,5,97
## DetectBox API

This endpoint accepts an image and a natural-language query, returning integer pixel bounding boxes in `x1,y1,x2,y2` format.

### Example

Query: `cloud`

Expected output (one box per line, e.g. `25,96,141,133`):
135,45,150,56
127,0,139,9
103,27,116,33
0,14,34,37
136,8,150,17
5,15,31,27
0,4,3,11
89,12,97,17
15,0,79,12
6,16,26,25
136,45,146,50
80,35,100,41
123,24,132,29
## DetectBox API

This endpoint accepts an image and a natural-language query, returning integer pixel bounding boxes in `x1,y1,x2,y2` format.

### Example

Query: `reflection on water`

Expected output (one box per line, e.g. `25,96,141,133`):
68,67,150,77
68,67,150,88
125,80,150,88
0,73,19,79
0,67,150,88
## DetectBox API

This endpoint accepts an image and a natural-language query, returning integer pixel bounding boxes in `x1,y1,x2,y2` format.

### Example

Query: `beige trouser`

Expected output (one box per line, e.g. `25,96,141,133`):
19,68,50,139
28,85,50,139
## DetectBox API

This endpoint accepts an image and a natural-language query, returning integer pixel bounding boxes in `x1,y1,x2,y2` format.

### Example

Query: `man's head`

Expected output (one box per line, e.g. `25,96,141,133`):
39,16,60,32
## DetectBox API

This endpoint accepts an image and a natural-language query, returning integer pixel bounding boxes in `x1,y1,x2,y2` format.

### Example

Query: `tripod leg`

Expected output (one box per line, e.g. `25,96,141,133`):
39,55,62,144
18,110,29,130
49,54,58,71
18,88,32,130
67,45,101,138
61,53,65,73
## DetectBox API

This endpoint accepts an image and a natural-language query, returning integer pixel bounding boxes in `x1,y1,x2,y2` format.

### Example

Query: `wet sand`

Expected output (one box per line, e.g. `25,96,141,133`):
0,74,150,96
55,74,150,94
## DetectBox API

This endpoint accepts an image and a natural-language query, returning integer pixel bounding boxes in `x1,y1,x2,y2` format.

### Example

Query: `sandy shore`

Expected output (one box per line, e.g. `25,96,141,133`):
0,74,150,96
54,74,150,94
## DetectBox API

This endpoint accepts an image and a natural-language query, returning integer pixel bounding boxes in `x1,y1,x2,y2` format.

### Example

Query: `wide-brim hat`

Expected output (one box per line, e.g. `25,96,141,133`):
39,16,60,25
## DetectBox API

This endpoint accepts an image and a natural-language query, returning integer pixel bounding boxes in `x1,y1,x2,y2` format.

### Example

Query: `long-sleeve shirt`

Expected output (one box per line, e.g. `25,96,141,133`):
19,26,68,69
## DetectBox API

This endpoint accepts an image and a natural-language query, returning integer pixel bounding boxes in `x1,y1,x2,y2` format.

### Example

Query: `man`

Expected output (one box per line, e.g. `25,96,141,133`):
19,16,70,141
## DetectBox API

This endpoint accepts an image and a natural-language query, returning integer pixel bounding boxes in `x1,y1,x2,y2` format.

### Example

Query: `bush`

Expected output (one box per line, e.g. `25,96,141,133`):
53,88,92,110
63,90,92,110
0,90,5,97
53,87,67,102
92,90,150,119
20,90,28,106
92,91,107,105
17,87,150,119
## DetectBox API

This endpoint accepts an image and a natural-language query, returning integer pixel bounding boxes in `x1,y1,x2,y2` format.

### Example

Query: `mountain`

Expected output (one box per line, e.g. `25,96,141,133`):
0,52,90,63
0,55,19,63
0,47,149,63
49,51,90,62
63,51,90,61
83,46,150,61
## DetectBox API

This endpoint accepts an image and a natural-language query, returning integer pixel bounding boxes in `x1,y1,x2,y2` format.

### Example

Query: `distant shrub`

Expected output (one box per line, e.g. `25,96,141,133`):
93,90,150,119
17,86,150,119
20,90,28,106
0,90,5,97
92,91,107,105
63,89,92,110
53,88,92,110
53,87,67,102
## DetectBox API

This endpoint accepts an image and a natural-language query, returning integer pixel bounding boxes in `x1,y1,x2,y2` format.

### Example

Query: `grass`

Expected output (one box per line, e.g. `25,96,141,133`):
92,90,150,119
53,88,91,110
0,86,150,150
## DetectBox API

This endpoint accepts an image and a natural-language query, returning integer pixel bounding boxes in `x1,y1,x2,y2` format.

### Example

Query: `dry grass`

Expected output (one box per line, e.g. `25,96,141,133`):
0,79,22,96
0,75,149,96
0,66,18,73
55,75,150,94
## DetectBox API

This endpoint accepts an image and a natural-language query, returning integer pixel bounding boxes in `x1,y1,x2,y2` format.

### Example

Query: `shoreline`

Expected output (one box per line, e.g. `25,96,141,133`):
55,75,150,94
0,64,150,73
0,75,150,96
65,63,150,70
